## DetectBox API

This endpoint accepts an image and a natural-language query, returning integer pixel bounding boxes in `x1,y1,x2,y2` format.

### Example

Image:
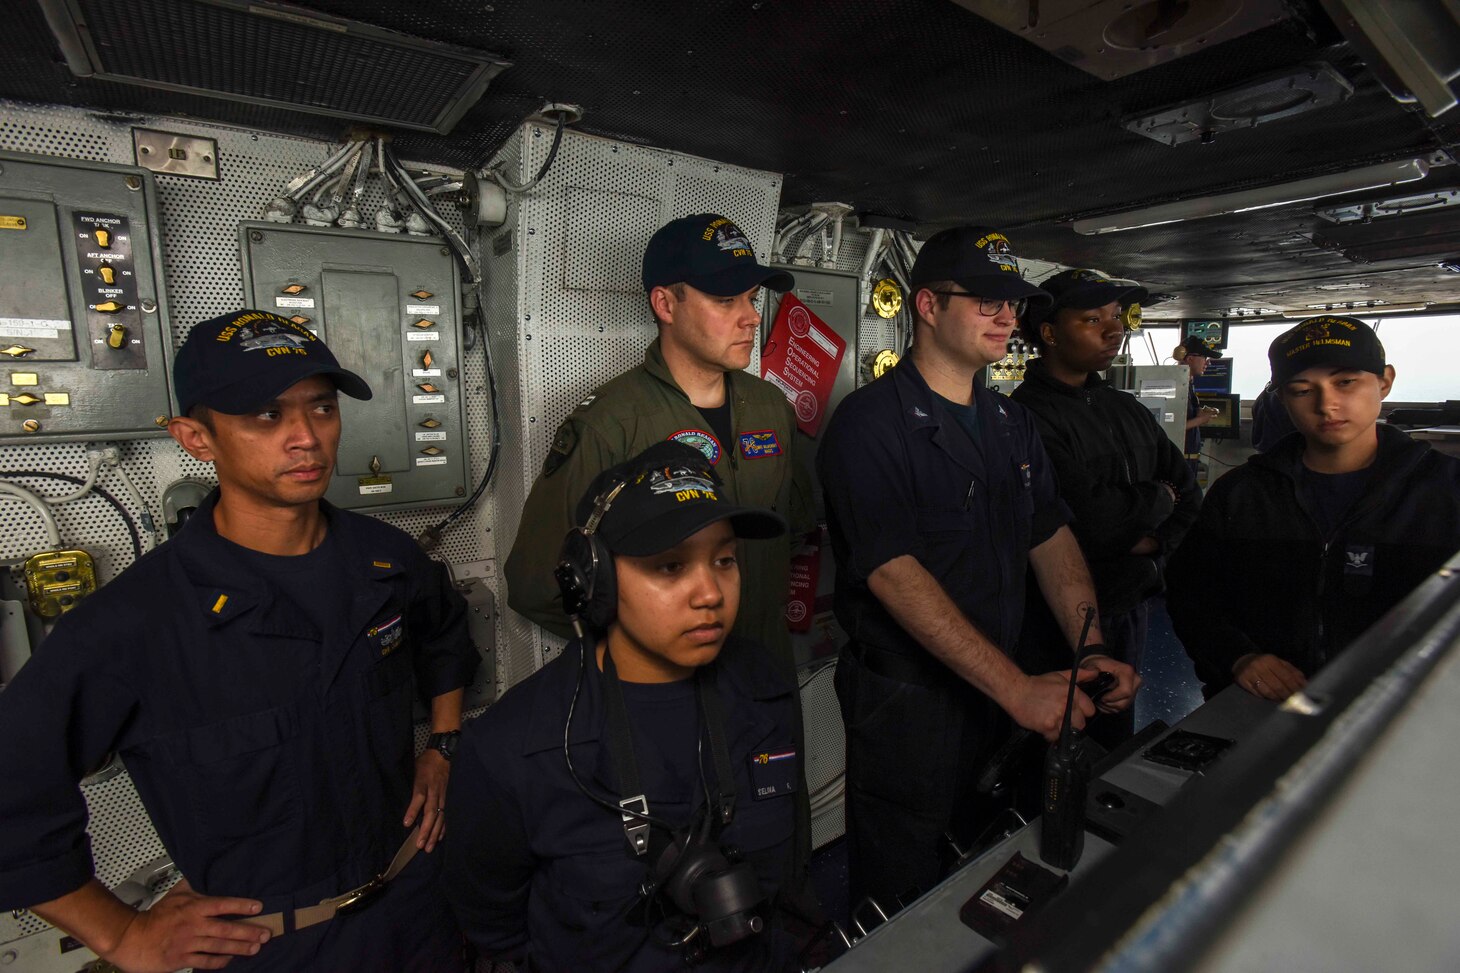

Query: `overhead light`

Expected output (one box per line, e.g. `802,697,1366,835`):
1282,302,1431,318
1072,159,1431,234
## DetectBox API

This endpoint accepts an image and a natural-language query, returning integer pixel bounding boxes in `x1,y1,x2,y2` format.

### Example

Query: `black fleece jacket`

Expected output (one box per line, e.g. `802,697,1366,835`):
1167,424,1460,694
1010,358,1201,614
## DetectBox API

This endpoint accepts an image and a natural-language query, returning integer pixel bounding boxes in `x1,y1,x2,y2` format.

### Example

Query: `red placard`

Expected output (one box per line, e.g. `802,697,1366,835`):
784,530,821,634
761,294,846,437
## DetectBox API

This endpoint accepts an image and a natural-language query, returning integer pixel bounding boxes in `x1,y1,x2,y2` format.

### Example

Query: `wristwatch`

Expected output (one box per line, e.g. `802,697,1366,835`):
426,730,460,761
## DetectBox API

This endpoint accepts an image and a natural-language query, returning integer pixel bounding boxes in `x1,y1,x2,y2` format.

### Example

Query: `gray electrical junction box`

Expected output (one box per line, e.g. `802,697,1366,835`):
239,222,469,512
0,151,174,444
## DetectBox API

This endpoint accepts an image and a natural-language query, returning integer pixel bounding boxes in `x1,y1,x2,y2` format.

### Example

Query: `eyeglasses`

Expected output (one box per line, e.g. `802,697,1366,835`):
927,292,1028,317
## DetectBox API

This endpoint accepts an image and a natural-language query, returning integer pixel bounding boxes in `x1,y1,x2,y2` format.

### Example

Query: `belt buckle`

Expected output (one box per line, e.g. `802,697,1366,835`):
332,874,387,917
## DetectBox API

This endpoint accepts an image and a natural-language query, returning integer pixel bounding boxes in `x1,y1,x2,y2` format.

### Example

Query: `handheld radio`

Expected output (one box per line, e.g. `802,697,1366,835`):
1039,607,1098,870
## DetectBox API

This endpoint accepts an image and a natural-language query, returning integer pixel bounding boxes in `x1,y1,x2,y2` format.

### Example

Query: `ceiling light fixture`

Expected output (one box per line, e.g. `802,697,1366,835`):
1072,158,1430,235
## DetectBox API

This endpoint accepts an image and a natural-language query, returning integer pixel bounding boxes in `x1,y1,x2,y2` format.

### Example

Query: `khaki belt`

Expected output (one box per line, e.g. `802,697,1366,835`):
251,825,422,937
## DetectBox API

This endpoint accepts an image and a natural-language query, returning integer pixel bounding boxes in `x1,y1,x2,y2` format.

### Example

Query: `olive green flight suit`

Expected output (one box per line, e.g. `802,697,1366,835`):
505,337,813,676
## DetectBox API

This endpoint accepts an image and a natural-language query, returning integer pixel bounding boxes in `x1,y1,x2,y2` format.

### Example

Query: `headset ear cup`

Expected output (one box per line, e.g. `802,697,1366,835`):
584,533,617,630
557,528,618,631
556,529,596,621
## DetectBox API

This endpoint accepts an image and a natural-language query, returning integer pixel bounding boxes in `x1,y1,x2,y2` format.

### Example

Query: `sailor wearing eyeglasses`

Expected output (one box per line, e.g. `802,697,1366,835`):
817,227,1140,909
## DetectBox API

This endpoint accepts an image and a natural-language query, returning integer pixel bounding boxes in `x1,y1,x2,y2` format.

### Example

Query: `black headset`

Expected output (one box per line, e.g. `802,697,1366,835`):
554,477,630,632
553,473,768,957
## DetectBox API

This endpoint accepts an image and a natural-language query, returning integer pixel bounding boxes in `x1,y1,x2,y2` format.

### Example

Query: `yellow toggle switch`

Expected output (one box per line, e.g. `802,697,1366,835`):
93,227,111,248
98,264,116,285
411,319,435,329
419,417,442,429
107,324,128,349
95,300,123,313
289,315,311,326
411,290,434,300
12,393,40,406
1,345,36,358
417,383,440,394
420,446,443,456
422,350,434,369
282,283,307,295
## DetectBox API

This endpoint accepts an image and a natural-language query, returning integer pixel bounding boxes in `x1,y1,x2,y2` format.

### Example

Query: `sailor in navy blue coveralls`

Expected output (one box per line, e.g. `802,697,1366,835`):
443,635,798,972
817,227,1140,909
443,441,800,972
0,311,477,971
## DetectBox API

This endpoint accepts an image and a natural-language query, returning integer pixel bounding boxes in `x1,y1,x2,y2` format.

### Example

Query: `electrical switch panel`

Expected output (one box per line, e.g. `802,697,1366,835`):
238,221,470,512
0,151,174,443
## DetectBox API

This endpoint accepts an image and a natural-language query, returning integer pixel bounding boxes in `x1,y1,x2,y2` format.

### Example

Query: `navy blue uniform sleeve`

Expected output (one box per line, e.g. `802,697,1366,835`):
408,556,478,700
1023,411,1071,547
440,717,533,958
0,611,138,910
817,404,925,581
1166,476,1261,690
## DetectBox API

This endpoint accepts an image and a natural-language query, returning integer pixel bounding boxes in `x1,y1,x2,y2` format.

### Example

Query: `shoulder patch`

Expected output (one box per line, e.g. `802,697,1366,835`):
543,420,579,477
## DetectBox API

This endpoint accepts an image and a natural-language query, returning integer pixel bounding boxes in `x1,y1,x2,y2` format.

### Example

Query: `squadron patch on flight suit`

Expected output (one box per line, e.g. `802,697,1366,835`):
668,429,722,465
739,430,782,459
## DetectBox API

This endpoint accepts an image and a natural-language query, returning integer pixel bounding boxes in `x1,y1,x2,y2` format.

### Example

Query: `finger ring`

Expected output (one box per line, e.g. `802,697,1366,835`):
436,807,445,812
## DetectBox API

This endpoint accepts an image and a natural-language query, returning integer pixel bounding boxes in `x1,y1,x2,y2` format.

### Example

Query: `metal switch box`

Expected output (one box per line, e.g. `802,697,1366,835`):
0,151,174,443
238,222,469,511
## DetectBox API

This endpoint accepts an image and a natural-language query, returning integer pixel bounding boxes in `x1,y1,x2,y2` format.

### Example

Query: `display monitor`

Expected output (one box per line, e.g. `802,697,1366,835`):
1197,392,1242,440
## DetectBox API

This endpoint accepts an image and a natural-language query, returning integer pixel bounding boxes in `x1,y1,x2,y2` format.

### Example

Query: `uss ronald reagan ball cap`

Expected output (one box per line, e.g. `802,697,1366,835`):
1023,268,1149,327
576,441,786,557
1269,315,1386,386
908,226,1052,307
173,310,372,416
641,213,795,296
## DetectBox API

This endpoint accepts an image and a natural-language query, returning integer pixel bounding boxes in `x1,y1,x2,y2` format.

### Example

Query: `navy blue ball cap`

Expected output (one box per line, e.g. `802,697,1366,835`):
642,213,795,296
1025,268,1148,326
909,226,1052,307
173,310,372,416
577,441,786,557
1269,315,1385,386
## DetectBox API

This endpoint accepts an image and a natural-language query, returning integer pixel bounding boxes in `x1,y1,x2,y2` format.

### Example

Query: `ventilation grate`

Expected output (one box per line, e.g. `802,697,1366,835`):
40,0,509,134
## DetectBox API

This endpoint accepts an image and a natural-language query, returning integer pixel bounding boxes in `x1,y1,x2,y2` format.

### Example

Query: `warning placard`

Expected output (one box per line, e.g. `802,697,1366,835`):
761,294,846,437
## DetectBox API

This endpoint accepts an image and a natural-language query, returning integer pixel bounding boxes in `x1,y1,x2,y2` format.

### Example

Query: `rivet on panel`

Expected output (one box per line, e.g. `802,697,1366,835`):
124,175,142,191
155,415,168,427
141,298,157,313
21,419,40,433
249,230,263,243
